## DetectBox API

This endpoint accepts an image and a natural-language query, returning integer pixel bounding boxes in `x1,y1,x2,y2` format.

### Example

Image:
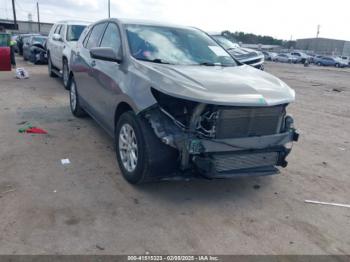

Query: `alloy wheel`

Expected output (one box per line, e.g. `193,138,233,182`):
119,123,138,172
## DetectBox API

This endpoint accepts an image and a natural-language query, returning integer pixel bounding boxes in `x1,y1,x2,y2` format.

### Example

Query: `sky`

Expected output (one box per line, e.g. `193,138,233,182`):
1,0,350,41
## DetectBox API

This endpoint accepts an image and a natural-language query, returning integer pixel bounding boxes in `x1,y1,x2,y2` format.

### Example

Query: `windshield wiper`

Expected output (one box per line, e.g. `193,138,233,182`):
138,58,171,64
199,62,217,66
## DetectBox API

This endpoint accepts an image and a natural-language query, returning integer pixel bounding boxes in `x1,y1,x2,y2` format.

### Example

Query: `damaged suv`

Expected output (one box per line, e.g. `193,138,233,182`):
69,18,298,184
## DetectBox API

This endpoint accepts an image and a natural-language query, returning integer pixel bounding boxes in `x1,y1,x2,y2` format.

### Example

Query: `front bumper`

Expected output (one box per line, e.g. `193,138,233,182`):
188,129,298,178
146,106,299,179
239,55,265,70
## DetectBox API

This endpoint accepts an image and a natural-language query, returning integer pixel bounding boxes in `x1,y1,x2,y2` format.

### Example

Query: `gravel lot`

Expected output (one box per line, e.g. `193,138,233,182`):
0,58,349,255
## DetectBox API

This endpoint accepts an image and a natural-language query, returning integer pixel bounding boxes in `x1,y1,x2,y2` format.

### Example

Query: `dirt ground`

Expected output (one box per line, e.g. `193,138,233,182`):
0,58,349,255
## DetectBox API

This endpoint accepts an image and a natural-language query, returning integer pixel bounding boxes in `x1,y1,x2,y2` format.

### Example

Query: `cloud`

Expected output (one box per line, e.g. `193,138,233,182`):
3,0,350,41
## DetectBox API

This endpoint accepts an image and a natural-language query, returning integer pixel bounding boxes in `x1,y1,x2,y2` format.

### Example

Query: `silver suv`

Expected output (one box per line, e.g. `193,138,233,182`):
68,19,298,184
47,20,89,89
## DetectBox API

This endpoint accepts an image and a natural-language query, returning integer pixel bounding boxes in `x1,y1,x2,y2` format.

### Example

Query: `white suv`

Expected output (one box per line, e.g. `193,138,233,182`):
47,20,89,89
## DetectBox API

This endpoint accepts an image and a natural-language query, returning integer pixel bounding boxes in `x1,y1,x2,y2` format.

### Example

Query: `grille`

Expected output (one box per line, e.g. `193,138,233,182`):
215,106,285,139
213,152,279,172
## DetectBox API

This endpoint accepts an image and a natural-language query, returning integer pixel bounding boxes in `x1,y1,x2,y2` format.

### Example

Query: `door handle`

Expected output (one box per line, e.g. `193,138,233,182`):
90,60,96,67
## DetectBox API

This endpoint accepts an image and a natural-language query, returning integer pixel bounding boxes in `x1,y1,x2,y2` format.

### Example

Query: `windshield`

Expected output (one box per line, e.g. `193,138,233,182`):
32,37,46,45
212,35,239,50
67,25,86,41
126,24,237,66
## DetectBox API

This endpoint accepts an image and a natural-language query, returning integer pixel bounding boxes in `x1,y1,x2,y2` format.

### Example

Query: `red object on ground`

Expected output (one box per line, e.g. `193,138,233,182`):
26,127,48,134
0,47,11,71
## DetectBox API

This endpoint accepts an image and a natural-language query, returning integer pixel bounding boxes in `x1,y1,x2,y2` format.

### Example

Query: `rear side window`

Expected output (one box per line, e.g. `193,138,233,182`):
67,25,86,41
100,23,121,52
86,23,107,49
59,25,66,39
54,25,61,34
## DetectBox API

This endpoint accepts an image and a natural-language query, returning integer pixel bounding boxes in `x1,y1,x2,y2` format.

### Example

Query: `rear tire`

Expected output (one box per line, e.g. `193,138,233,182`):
115,111,178,184
69,77,87,118
48,53,57,77
62,59,70,90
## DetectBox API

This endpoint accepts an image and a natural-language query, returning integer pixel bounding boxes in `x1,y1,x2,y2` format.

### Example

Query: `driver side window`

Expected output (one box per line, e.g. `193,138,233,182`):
100,23,122,53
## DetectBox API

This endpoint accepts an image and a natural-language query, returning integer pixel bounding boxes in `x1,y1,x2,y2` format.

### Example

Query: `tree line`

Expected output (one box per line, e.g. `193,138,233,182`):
222,30,296,48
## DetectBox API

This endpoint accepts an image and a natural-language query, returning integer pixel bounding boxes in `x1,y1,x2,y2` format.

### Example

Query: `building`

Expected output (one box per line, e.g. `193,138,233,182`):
0,19,53,35
296,37,350,56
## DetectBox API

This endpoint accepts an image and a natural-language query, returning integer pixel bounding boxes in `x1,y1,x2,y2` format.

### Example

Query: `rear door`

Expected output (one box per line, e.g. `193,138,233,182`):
55,24,66,70
50,24,61,67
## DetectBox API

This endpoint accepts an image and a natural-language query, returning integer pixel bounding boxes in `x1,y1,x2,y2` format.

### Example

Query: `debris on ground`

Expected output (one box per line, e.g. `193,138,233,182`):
332,88,342,93
96,245,105,251
0,185,16,197
305,200,350,208
15,68,29,79
26,127,48,134
253,185,261,190
18,124,47,134
16,121,27,125
61,159,71,165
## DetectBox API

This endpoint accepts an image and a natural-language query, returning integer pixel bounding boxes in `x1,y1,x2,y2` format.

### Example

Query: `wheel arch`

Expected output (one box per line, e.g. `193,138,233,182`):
114,102,134,133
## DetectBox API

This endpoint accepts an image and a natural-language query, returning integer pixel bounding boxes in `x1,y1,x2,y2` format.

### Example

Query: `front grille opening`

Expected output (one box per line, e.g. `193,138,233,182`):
215,105,286,139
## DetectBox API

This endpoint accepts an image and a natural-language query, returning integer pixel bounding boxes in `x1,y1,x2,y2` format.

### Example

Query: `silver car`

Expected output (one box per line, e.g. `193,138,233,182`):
211,35,265,70
69,19,298,184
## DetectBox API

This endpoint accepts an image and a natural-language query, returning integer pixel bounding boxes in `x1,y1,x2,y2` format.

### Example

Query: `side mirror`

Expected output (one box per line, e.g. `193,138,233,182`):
90,47,122,63
52,33,63,42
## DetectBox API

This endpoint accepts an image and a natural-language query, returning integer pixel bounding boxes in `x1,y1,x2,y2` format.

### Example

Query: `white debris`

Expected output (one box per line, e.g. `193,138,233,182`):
305,200,350,208
15,68,29,79
61,159,71,165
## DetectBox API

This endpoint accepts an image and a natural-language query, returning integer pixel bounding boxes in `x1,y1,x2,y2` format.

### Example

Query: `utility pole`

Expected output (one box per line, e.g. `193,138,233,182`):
11,0,17,29
108,0,111,18
37,1,40,32
316,25,320,38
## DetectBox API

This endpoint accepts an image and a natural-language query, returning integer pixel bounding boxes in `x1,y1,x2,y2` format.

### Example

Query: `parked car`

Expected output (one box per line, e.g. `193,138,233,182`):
47,20,89,89
290,51,310,63
211,35,265,70
68,18,298,184
16,33,40,56
313,56,348,68
339,56,350,67
23,35,48,64
262,51,278,61
273,53,298,63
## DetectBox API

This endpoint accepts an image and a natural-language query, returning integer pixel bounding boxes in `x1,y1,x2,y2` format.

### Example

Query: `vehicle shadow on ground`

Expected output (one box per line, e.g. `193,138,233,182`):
131,175,273,204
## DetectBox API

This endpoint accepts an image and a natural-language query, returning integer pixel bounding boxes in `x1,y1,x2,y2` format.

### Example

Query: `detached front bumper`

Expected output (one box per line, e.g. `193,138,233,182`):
189,129,299,178
145,105,299,179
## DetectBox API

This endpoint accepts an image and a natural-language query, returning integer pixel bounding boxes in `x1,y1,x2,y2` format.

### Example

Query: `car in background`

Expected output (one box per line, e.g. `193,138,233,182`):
211,35,265,70
46,20,89,89
314,56,348,68
262,51,278,61
16,33,41,56
68,18,298,184
273,53,298,63
290,51,310,63
339,56,350,67
23,35,48,64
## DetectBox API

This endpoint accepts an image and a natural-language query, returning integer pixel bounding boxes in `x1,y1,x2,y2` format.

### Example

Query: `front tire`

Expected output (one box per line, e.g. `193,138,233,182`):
115,111,178,184
69,77,87,118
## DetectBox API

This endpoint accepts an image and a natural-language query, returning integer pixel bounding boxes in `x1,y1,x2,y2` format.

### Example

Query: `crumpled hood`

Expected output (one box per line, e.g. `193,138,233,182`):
140,62,295,107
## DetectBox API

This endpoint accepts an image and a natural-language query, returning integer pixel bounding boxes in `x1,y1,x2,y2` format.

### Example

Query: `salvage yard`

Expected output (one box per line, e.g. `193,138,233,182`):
0,59,349,255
